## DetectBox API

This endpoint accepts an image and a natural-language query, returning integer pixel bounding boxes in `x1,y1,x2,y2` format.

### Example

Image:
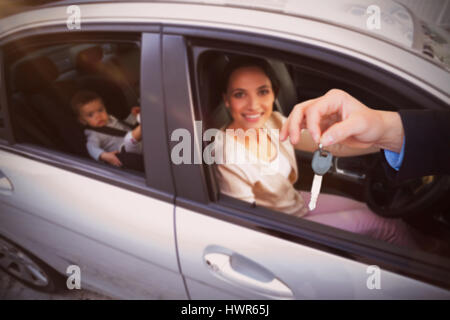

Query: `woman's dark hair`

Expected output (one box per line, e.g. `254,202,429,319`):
221,56,280,97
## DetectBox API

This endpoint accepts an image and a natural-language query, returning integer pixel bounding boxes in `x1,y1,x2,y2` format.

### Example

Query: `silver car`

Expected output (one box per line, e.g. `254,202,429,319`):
0,0,449,299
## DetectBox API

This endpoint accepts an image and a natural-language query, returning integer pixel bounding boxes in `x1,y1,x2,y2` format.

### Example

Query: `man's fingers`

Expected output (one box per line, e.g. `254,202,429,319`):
304,91,347,143
280,107,295,141
287,106,305,145
282,90,346,144
320,115,364,146
280,99,316,144
305,107,322,144
280,119,289,141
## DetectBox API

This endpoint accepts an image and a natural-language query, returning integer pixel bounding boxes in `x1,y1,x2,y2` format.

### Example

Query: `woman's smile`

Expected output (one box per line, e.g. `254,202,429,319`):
242,111,265,122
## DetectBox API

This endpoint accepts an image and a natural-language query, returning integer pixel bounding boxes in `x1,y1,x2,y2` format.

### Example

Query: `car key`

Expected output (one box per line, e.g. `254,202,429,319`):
308,144,333,211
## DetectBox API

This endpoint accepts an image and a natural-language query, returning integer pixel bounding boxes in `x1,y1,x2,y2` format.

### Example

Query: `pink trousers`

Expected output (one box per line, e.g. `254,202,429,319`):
300,192,420,249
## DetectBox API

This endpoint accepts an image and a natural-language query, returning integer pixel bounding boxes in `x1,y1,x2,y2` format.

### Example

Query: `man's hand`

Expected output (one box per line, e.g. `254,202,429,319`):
100,151,122,167
280,89,405,153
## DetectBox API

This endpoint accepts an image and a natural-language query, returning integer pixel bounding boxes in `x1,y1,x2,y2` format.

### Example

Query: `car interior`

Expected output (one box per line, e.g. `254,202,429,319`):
196,50,450,257
6,41,143,173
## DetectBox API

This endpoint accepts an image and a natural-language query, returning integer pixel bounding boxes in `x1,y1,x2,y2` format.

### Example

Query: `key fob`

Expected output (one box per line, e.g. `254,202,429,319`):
312,149,333,175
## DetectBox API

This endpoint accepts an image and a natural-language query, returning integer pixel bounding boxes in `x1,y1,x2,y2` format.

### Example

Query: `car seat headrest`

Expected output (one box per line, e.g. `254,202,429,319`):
14,56,59,93
268,60,297,115
74,45,104,74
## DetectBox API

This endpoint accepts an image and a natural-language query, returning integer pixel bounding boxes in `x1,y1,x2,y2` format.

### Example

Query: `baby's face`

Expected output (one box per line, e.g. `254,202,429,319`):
78,98,109,128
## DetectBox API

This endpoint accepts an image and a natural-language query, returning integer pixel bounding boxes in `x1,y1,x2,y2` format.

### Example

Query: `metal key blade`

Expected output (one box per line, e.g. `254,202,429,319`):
308,174,323,211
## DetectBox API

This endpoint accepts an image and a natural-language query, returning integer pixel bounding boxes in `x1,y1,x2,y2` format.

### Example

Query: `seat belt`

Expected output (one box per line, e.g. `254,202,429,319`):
86,119,136,137
87,126,128,137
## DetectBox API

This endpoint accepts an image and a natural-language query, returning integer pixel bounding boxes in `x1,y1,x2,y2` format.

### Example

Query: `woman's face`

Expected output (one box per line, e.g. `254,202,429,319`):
223,66,275,130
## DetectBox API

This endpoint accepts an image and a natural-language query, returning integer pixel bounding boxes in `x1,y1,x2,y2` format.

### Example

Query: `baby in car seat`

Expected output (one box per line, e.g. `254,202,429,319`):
70,90,142,168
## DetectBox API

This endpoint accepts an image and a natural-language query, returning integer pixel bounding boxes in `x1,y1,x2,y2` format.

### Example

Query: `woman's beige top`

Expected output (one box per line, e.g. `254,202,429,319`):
214,111,310,217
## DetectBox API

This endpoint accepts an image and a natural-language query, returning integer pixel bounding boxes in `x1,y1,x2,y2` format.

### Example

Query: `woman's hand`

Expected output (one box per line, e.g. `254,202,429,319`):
280,89,405,153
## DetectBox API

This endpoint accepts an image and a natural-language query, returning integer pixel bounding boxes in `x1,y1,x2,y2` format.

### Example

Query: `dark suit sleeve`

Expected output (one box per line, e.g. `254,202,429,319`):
381,109,450,181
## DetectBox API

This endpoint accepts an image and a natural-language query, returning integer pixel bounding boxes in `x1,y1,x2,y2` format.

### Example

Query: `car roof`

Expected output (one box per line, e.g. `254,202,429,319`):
0,0,448,102
178,0,418,48
0,0,421,47
2,0,449,68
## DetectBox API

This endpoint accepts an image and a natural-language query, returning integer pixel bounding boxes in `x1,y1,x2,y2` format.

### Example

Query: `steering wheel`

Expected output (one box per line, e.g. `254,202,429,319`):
364,154,450,218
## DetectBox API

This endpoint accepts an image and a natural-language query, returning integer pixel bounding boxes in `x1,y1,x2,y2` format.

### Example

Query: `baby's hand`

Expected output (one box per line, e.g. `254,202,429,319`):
131,106,141,115
100,151,122,167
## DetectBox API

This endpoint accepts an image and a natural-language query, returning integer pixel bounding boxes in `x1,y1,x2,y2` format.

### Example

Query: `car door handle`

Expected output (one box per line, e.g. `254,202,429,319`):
204,252,294,299
0,170,13,194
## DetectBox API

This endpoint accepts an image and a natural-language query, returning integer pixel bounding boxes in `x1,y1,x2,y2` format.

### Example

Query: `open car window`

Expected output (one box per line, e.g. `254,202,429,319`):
5,38,145,175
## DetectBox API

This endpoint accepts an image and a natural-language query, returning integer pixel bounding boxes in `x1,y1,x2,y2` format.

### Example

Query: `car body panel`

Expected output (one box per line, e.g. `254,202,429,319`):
0,149,186,299
177,207,450,299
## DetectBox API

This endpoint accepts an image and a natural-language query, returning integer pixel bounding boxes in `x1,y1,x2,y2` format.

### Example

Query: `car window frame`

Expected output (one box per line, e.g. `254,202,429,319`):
161,26,450,291
0,26,175,203
0,49,13,143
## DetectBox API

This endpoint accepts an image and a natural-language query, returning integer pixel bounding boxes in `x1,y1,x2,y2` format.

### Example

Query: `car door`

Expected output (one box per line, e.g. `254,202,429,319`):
163,31,450,299
0,28,187,299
